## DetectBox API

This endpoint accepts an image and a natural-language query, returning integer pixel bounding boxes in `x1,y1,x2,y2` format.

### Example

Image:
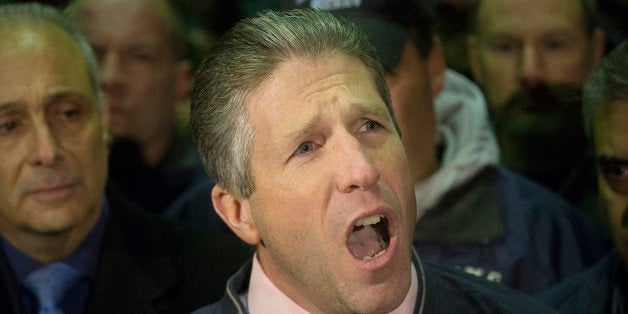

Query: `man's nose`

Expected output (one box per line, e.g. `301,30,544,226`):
519,45,544,84
335,135,380,193
29,123,62,167
100,52,126,90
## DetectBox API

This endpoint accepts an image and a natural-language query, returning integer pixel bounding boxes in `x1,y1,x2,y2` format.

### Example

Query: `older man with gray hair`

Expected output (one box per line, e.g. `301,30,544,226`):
0,3,249,313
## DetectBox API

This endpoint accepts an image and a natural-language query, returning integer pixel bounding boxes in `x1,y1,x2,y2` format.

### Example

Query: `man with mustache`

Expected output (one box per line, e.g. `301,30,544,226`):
538,41,628,313
468,0,607,225
0,3,250,313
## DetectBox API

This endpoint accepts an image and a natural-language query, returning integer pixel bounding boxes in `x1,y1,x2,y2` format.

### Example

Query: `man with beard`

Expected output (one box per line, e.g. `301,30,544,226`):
468,0,607,226
538,41,628,313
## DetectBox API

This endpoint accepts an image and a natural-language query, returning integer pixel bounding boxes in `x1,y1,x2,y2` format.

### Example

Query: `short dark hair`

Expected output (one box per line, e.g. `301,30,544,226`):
409,0,437,57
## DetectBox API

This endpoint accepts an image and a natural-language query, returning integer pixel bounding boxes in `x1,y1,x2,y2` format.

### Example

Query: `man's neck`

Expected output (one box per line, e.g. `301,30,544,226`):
247,253,419,313
0,208,102,264
140,134,173,168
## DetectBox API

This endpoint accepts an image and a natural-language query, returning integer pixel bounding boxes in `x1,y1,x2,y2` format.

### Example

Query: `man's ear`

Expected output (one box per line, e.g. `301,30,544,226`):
99,93,112,146
467,34,483,85
428,35,447,98
212,185,261,246
591,27,607,67
174,59,194,102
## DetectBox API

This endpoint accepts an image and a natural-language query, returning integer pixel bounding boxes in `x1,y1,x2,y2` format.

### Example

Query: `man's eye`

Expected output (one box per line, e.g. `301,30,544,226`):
0,120,18,134
360,120,382,132
131,51,154,62
62,109,81,119
599,157,628,177
489,40,519,53
598,156,628,194
293,141,315,156
543,38,568,52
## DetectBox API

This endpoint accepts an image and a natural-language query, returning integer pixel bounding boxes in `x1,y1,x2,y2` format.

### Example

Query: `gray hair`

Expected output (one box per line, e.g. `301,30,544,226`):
191,8,395,198
0,3,101,107
583,41,628,139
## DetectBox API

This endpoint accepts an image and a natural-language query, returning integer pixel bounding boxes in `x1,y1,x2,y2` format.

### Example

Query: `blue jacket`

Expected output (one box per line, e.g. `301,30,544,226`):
537,250,626,313
415,167,611,294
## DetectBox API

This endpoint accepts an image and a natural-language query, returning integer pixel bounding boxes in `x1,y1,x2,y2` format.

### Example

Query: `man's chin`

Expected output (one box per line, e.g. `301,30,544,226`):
494,83,584,140
341,259,412,314
25,216,76,236
342,282,410,314
501,115,566,140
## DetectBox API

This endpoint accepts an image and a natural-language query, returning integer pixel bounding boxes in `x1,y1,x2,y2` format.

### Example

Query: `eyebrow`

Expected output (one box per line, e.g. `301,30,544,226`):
287,114,321,141
597,155,628,163
286,101,390,140
44,91,93,107
0,100,21,112
0,91,94,112
353,102,391,120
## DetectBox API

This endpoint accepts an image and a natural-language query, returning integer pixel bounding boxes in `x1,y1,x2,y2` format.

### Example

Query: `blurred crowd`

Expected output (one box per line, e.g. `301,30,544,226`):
0,0,627,313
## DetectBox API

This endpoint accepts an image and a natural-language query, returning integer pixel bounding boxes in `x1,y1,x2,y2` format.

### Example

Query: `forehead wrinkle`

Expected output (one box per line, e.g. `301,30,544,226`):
44,90,94,107
298,72,373,110
277,68,353,130
286,114,322,142
284,99,388,141
0,89,93,116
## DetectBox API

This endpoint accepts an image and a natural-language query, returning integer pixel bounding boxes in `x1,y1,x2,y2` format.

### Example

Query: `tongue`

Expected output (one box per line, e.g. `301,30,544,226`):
347,225,384,259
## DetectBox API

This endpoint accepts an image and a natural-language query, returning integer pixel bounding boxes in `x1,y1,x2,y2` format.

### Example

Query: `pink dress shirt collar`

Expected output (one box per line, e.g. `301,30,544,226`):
245,253,418,313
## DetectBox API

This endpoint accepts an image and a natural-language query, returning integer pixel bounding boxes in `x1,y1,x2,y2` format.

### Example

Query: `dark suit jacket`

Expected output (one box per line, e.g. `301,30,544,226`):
0,186,253,314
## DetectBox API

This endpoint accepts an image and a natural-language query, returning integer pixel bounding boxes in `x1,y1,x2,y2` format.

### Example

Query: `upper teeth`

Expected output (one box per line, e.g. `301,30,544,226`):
355,214,383,227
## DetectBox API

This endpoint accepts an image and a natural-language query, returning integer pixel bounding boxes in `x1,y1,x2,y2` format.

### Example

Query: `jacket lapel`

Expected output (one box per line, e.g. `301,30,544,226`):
0,247,22,314
86,192,179,314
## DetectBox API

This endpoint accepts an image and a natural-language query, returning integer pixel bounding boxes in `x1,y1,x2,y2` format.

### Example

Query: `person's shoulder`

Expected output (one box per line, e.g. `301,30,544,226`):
422,262,558,313
437,69,486,106
113,200,253,276
497,167,609,240
191,304,216,314
190,259,253,314
103,185,253,304
497,167,610,261
496,168,573,211
190,301,233,314
536,251,619,313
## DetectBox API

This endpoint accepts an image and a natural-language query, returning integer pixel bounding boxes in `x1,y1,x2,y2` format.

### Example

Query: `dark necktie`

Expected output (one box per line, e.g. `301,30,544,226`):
24,262,80,314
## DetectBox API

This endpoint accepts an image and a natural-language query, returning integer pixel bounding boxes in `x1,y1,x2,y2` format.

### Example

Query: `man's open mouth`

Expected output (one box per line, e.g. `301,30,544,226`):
346,214,390,260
